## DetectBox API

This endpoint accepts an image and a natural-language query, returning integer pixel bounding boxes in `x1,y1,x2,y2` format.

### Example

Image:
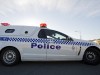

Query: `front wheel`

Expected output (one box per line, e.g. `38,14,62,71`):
0,48,20,66
83,49,100,65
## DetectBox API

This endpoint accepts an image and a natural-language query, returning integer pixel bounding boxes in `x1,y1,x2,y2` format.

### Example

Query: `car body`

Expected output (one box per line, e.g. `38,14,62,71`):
0,23,100,66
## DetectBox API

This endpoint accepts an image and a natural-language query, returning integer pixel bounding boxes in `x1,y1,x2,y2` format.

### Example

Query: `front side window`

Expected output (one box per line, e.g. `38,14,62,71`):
38,29,73,41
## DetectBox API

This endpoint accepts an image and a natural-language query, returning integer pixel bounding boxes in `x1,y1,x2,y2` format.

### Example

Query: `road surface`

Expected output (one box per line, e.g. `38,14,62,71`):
0,61,100,75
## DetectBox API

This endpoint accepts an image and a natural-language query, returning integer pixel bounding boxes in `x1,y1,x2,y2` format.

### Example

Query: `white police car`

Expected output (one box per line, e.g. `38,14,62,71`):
0,23,100,66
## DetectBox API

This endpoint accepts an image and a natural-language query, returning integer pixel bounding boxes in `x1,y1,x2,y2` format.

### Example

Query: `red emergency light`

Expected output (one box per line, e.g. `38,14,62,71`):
1,23,10,26
40,23,47,28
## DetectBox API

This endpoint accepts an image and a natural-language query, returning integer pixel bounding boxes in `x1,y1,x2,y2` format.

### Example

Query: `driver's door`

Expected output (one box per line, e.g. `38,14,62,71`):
38,29,78,60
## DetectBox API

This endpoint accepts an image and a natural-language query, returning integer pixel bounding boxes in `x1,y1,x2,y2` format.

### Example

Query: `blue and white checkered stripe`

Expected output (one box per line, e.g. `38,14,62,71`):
0,37,93,46
53,40,93,46
0,37,50,43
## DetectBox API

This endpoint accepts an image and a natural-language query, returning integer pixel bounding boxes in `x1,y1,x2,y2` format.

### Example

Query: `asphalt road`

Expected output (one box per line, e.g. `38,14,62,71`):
0,61,100,75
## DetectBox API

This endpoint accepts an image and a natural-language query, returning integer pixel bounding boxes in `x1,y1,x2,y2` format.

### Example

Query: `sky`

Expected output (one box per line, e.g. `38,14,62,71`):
0,0,100,40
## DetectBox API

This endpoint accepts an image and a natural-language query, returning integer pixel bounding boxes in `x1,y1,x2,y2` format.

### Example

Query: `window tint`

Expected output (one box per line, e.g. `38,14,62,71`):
38,29,47,38
38,29,73,41
5,29,15,33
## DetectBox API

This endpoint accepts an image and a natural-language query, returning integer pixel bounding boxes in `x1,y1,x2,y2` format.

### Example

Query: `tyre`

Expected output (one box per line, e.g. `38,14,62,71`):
0,47,20,66
83,48,100,65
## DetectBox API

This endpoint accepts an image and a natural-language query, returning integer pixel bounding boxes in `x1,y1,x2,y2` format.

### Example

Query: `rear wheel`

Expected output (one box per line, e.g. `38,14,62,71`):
0,47,20,66
83,48,100,65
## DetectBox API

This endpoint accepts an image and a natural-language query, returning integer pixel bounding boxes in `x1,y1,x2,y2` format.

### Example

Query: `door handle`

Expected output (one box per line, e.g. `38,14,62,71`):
49,41,54,43
49,40,54,43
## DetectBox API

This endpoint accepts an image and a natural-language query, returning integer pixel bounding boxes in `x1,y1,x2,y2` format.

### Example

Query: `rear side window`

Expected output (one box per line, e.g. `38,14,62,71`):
5,29,15,33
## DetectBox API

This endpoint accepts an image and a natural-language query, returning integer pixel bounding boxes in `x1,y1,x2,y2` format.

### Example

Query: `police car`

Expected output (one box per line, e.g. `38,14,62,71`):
0,23,100,66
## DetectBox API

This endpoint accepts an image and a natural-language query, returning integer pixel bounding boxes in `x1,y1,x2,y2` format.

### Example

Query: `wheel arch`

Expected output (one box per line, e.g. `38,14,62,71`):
85,46,100,52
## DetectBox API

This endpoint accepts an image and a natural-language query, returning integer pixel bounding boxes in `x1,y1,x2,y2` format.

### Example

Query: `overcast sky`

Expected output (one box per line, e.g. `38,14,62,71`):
0,0,100,40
